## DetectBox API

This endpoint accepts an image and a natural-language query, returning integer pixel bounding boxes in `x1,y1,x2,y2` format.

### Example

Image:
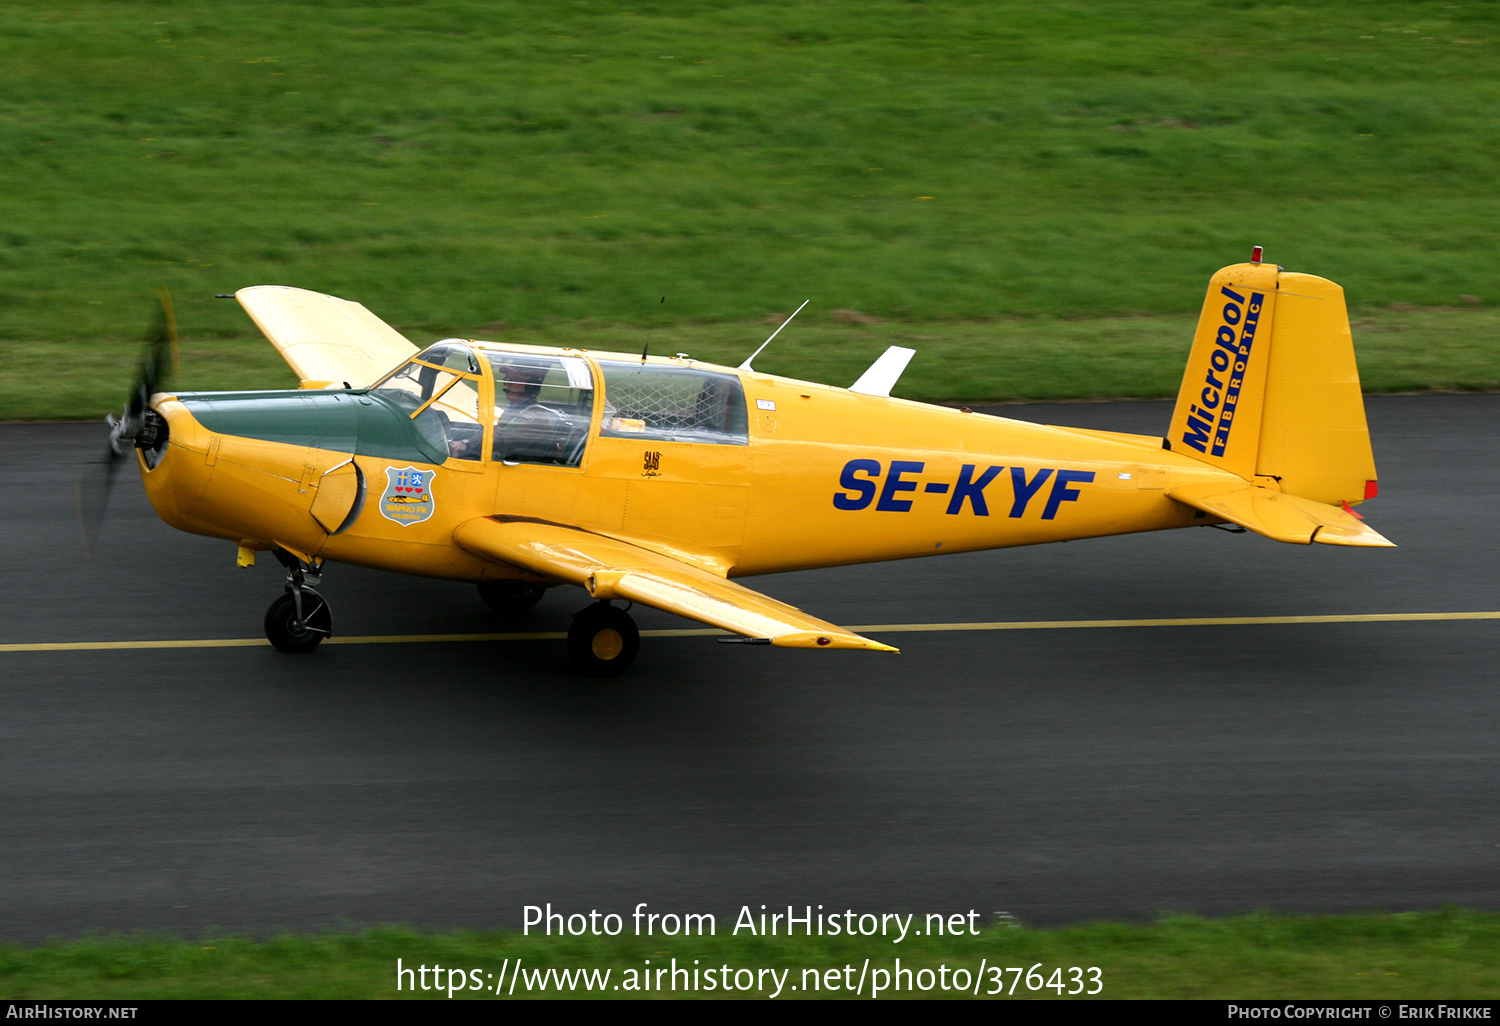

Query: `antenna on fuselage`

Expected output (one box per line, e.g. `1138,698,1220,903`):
738,299,809,371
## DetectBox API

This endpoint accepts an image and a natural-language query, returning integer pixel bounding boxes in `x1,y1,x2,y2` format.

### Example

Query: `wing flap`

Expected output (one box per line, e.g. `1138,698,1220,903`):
453,518,898,651
236,286,418,387
1169,482,1395,547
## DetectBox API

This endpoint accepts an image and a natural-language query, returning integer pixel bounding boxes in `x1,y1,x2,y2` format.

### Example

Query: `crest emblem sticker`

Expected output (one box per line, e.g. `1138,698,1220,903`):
379,466,435,526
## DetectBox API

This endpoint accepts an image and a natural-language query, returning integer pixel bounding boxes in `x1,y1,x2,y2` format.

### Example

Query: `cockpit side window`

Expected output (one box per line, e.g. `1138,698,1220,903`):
369,341,485,460
486,353,595,467
597,362,748,445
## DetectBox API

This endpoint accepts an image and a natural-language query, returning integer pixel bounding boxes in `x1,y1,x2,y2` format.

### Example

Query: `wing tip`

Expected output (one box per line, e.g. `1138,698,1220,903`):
771,631,900,653
1314,532,1397,548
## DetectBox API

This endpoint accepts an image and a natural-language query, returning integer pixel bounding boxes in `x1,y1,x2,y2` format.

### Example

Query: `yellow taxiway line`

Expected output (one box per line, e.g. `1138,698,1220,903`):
1,611,1497,653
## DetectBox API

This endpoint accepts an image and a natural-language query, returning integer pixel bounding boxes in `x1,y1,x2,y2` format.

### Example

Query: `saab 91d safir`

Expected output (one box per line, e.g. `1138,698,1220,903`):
95,251,1391,675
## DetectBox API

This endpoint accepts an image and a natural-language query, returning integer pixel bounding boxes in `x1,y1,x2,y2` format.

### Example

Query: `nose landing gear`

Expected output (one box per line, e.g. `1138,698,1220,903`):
265,551,332,653
567,601,639,677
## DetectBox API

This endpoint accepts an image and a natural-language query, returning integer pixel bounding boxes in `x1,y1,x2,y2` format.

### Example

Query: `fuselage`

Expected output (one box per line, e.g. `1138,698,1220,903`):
137,341,1239,582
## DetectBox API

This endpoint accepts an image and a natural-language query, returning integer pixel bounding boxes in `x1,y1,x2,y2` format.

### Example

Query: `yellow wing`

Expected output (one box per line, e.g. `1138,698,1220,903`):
236,286,419,388
453,517,899,652
1169,483,1395,547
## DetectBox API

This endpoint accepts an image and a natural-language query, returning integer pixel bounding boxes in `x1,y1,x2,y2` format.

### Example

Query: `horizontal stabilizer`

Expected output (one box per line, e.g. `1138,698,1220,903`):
237,286,418,388
1169,483,1395,548
453,517,899,651
849,346,916,397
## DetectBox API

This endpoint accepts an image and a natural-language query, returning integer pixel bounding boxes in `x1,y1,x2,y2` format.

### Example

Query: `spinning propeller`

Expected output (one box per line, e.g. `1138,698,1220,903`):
77,289,179,557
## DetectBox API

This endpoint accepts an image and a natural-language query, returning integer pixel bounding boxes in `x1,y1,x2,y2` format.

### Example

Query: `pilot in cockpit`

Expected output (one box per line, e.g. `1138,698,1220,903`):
493,360,567,462
497,361,547,413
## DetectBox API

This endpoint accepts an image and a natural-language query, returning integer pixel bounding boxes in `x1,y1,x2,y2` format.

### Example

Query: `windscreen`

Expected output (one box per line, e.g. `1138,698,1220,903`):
369,342,484,460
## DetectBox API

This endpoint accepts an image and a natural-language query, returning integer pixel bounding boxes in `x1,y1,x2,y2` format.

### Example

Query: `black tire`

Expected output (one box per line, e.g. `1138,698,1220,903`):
567,603,639,677
477,580,546,617
264,592,332,654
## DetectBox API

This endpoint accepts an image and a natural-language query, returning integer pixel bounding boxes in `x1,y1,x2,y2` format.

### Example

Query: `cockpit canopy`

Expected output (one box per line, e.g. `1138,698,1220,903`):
369,343,751,466
369,342,596,467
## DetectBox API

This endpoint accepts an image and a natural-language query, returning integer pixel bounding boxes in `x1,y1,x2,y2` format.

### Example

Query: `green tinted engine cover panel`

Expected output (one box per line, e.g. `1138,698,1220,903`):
177,390,448,465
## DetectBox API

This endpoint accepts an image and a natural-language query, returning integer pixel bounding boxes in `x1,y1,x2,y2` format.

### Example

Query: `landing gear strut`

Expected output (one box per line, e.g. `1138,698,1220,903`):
265,551,332,653
567,601,639,677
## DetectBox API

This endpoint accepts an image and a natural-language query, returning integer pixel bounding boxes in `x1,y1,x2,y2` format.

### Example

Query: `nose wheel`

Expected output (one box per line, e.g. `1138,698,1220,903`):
265,553,332,653
567,601,639,677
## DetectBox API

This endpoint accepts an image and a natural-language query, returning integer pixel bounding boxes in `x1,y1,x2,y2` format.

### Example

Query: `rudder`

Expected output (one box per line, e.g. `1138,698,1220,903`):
1255,272,1377,505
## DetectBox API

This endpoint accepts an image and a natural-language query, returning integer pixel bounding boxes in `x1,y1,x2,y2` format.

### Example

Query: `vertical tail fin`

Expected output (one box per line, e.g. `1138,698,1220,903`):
1167,259,1377,506
1167,262,1280,481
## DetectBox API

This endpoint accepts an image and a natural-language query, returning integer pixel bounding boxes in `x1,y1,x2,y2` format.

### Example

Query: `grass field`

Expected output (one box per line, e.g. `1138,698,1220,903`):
15,303,1500,423
2,910,1497,999
2,0,1497,417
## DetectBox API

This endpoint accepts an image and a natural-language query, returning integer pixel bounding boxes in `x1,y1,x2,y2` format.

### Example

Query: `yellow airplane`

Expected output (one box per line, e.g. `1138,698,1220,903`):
100,252,1390,675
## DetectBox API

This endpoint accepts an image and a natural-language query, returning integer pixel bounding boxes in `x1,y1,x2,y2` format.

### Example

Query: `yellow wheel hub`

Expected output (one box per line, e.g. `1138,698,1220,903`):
591,628,624,661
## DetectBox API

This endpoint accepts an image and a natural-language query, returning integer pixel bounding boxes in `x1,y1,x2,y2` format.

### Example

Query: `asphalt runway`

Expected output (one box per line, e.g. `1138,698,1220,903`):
1,395,1496,942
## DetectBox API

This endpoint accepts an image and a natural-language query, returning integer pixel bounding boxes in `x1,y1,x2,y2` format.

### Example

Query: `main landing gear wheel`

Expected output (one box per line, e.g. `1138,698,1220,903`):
264,591,332,653
567,602,639,678
265,551,332,653
477,580,546,617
